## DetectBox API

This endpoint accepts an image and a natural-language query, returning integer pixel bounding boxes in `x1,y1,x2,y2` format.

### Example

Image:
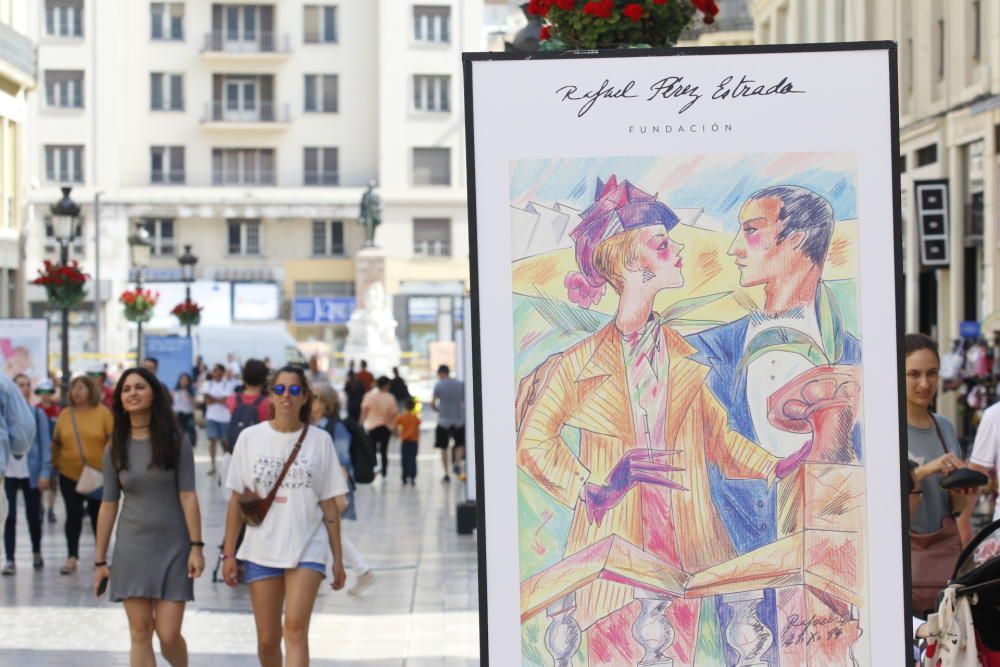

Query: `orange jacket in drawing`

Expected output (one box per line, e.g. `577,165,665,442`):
515,322,779,627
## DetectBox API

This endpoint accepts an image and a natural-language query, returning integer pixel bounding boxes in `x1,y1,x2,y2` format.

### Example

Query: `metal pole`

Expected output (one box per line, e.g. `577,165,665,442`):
185,283,192,338
59,242,70,406
135,269,143,367
93,192,101,356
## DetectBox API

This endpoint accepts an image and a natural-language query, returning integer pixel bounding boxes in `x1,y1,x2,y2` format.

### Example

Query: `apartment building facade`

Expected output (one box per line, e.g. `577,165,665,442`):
0,0,35,318
26,0,482,367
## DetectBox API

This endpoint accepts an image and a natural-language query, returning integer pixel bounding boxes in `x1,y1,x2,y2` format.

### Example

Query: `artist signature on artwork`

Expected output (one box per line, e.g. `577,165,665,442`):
780,613,855,647
555,75,805,117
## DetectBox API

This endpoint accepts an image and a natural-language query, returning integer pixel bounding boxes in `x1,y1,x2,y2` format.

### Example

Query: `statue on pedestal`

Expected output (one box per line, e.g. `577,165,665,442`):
358,180,382,247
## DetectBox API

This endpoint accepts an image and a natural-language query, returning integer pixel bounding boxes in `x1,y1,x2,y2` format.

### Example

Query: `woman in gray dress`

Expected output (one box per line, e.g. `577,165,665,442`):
94,367,205,667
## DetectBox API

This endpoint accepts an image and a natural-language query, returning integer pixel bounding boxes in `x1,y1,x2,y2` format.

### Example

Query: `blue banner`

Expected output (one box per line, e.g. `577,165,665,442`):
293,297,356,324
144,335,194,389
960,320,981,339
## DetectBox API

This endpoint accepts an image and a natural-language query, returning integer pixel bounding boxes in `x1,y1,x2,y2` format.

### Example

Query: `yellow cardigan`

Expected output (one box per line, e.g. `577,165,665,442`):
51,406,113,482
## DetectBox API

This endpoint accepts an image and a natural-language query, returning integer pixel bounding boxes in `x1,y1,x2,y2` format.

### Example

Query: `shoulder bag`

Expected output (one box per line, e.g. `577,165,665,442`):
910,413,965,613
239,424,308,527
70,408,104,501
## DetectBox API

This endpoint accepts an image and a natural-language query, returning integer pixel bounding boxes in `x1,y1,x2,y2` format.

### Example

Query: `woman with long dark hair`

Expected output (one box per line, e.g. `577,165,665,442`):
94,367,204,667
222,365,347,667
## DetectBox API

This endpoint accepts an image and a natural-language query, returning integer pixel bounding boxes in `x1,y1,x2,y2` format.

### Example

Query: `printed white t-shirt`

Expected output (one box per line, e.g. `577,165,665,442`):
970,403,1000,520
225,421,348,567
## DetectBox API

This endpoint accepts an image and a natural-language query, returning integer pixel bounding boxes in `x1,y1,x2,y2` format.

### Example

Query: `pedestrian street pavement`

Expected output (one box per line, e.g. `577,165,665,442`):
0,427,481,666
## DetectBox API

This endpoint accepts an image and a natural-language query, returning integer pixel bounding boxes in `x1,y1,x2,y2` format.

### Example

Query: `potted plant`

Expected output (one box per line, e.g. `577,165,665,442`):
529,0,719,50
171,300,203,327
120,288,159,323
32,259,89,310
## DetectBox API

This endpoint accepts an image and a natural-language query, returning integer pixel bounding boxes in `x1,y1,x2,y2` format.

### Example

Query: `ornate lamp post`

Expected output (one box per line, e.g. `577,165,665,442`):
50,187,80,405
177,244,198,337
128,224,152,366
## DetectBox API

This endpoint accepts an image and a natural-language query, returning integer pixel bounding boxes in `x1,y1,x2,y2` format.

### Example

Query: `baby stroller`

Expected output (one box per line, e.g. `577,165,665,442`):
921,518,1000,666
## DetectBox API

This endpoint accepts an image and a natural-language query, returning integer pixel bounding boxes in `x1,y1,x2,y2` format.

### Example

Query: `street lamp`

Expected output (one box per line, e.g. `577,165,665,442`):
50,187,80,406
178,244,198,337
128,224,152,366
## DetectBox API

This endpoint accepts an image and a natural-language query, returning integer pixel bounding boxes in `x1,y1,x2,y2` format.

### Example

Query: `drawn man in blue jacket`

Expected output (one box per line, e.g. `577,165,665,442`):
688,185,862,556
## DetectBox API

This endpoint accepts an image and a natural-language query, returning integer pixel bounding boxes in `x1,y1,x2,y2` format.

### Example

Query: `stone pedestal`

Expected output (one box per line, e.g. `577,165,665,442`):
356,247,387,309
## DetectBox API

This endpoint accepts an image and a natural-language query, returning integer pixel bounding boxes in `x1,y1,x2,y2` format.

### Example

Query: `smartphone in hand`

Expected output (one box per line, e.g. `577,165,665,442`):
96,576,109,597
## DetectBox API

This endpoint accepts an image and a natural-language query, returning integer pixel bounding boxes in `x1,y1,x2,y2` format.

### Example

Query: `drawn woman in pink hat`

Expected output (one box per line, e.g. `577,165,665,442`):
514,176,782,665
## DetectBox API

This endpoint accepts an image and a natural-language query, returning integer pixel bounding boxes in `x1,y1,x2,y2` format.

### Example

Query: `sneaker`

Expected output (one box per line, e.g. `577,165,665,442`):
32,554,43,570
2,562,14,576
453,463,461,474
442,475,451,483
348,570,375,596
59,557,77,575
46,508,56,524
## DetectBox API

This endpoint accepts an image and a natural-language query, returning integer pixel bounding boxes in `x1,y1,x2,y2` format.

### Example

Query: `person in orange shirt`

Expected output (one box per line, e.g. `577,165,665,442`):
354,360,374,393
395,399,421,485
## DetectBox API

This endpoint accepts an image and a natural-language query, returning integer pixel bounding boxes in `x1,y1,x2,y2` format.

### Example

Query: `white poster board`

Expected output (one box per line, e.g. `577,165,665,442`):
465,44,906,666
0,319,49,386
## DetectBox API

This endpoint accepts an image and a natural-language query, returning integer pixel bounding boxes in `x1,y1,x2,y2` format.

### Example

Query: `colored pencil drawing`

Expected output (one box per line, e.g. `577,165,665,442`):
510,153,868,666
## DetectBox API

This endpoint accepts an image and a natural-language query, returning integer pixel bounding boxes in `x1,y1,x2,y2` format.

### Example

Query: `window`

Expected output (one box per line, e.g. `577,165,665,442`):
44,145,84,183
413,5,450,43
304,75,338,112
916,144,938,167
899,154,907,174
212,149,276,185
137,218,176,256
413,75,450,112
228,219,261,255
151,2,184,40
45,70,84,109
413,218,451,257
211,4,275,51
312,220,345,256
303,147,338,185
937,18,945,80
45,0,83,37
304,5,337,43
150,73,184,111
43,216,85,255
412,147,450,186
150,146,185,184
212,75,275,121
972,0,982,62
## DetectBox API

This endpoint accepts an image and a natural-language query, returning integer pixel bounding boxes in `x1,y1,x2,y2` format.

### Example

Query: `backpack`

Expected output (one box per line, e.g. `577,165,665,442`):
226,392,266,453
340,417,375,484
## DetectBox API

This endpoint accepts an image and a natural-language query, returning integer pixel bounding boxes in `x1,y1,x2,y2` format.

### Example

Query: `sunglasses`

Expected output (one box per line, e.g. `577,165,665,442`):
273,384,303,397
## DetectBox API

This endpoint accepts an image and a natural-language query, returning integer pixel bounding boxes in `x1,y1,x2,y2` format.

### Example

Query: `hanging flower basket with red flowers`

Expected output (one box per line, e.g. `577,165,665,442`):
171,300,203,327
32,259,89,310
529,0,719,50
120,288,159,323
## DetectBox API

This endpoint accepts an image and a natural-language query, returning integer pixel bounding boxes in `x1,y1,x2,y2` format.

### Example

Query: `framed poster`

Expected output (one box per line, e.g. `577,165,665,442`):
464,43,907,666
0,319,50,386
144,335,193,390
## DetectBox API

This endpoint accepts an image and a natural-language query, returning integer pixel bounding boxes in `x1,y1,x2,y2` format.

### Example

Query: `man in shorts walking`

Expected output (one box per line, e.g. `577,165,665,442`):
431,365,464,483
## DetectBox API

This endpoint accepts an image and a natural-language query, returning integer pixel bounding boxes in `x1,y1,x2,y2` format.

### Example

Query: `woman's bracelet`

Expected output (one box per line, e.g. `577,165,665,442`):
94,561,107,567
190,540,205,548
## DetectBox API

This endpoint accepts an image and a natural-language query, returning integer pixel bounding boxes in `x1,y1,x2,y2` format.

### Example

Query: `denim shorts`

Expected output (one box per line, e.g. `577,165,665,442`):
206,419,228,440
243,560,326,584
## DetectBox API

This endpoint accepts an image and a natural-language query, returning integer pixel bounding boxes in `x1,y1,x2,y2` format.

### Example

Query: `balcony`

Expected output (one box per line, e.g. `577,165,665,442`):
413,240,451,258
304,172,339,186
201,31,291,59
151,170,186,185
0,22,36,86
212,170,276,186
201,101,291,129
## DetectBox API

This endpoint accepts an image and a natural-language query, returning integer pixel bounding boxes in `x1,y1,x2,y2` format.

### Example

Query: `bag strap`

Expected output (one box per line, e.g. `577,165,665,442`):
69,408,88,466
252,393,266,407
263,424,308,504
929,410,951,456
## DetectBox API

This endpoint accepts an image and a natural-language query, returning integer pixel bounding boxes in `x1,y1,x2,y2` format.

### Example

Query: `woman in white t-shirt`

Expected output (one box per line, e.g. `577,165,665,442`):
222,365,348,667
201,364,232,477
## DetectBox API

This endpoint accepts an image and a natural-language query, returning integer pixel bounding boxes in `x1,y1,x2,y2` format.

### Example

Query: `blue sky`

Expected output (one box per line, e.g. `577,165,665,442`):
509,152,857,231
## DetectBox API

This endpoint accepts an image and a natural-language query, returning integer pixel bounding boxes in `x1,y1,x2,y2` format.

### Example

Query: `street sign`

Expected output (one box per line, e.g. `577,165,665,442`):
915,179,950,268
293,297,355,324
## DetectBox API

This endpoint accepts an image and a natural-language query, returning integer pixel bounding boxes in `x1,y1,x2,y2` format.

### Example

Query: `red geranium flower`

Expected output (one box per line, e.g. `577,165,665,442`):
526,0,552,16
692,0,719,23
622,3,644,21
583,0,612,18
554,0,576,9
540,25,551,40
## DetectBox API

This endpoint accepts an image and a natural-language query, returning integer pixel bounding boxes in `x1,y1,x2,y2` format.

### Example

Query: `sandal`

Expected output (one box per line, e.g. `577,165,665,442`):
59,558,77,575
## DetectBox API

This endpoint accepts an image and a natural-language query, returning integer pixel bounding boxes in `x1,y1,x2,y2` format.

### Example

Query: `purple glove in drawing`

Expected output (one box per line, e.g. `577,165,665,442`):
583,449,686,526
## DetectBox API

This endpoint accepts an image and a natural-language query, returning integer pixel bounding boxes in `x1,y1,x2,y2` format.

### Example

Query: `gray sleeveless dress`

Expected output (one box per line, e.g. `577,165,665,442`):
101,437,196,602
